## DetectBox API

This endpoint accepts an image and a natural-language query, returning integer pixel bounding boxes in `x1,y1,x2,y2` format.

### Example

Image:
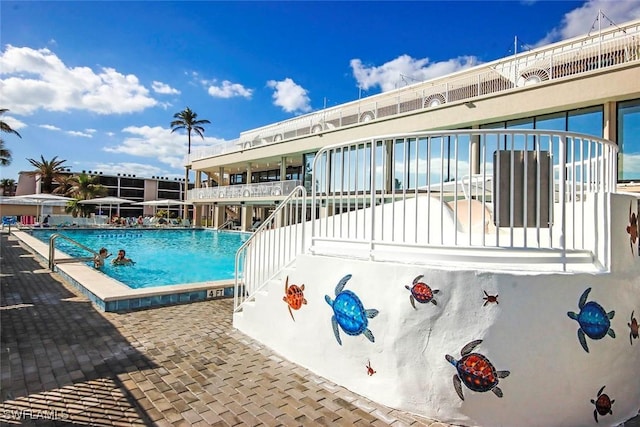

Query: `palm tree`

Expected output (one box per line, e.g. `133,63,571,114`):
26,155,68,193
170,107,210,218
52,174,76,196
0,178,16,196
0,109,21,166
170,107,211,155
0,141,12,167
68,173,107,200
63,173,107,217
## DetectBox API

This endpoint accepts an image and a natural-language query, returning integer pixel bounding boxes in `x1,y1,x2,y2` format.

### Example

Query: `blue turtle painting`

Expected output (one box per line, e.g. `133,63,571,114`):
567,287,615,353
325,274,379,345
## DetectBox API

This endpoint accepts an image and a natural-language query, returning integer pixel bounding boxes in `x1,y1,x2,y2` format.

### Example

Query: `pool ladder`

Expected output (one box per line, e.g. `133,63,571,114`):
48,233,99,271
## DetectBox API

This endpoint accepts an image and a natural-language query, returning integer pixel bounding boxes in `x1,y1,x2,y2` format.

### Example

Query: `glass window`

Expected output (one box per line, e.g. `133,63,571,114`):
618,99,640,181
303,152,316,192
567,106,603,137
119,188,144,198
158,181,181,190
230,173,246,185
98,176,118,187
158,190,180,199
286,166,301,181
120,178,145,188
535,113,566,131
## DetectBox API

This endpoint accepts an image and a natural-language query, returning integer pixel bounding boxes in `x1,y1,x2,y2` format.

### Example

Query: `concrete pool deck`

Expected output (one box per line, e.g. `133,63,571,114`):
0,231,449,426
11,230,235,312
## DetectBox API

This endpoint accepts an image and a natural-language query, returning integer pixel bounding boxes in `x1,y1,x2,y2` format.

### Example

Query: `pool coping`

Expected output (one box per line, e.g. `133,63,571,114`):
11,230,236,312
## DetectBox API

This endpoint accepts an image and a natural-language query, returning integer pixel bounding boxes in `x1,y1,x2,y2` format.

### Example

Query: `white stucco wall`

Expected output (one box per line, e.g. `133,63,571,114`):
234,193,640,426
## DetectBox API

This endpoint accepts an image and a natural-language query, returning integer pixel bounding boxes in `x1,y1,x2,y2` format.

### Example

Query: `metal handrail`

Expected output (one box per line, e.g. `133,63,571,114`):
48,233,100,270
234,186,307,312
310,129,618,271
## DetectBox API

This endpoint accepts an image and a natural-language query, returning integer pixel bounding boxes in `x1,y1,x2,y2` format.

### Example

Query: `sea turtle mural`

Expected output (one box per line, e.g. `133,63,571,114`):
567,287,615,353
404,275,439,309
627,201,638,255
629,310,639,345
445,339,510,401
365,360,376,376
591,385,614,423
282,276,306,321
325,274,379,345
483,290,499,306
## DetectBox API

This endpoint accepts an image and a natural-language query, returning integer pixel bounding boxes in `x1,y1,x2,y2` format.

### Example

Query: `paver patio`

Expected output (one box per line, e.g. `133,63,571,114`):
0,232,448,426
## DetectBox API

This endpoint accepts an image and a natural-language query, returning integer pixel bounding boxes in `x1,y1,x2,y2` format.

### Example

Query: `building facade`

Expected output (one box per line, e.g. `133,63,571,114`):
15,171,192,218
186,18,640,231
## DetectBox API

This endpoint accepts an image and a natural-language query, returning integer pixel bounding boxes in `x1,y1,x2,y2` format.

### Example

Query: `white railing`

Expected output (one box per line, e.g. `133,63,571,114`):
187,180,302,201
234,186,307,312
310,130,618,269
188,20,639,164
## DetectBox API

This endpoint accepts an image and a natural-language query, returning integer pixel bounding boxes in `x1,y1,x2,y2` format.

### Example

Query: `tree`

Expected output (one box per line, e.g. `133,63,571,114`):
170,107,211,155
68,173,107,201
26,155,68,193
170,107,210,218
0,141,12,167
62,173,107,217
0,109,22,166
52,174,77,196
0,178,16,196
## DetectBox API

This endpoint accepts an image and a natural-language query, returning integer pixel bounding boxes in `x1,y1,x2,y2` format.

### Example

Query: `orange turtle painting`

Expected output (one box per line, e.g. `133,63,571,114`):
283,276,307,321
365,360,376,376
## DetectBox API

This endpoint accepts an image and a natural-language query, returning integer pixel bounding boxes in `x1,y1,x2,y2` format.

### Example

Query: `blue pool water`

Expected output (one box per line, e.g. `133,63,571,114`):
32,229,249,289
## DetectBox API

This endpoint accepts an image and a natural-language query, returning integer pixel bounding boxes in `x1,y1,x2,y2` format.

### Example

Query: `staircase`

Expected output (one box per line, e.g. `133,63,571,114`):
233,186,307,318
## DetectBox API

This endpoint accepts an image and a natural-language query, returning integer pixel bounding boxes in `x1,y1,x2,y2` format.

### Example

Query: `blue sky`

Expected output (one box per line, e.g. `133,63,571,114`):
1,0,639,182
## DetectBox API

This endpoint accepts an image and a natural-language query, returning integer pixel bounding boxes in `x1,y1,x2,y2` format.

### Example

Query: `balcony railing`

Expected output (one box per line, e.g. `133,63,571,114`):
188,20,639,164
187,180,302,201
310,129,618,271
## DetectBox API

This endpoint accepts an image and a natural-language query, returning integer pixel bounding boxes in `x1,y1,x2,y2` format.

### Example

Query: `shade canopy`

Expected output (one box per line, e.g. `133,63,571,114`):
78,196,134,217
78,196,133,205
10,194,74,222
12,193,74,204
133,199,191,206
133,199,191,218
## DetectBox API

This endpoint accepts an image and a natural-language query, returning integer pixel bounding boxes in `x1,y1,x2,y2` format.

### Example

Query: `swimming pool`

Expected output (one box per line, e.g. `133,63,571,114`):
32,229,249,289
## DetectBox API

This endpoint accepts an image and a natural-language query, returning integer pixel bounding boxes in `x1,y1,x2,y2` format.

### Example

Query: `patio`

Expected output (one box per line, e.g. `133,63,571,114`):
0,232,444,426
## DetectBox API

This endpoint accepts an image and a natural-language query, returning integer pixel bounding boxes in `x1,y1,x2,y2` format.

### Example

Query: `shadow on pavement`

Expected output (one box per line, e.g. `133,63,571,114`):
0,233,155,425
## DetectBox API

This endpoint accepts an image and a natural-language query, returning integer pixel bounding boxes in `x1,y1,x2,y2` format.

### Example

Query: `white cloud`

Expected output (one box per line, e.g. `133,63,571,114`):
152,81,180,95
207,80,253,99
351,54,479,93
266,78,311,114
66,130,92,138
38,123,91,137
0,45,158,115
536,0,640,46
103,125,228,168
39,124,61,131
2,115,26,130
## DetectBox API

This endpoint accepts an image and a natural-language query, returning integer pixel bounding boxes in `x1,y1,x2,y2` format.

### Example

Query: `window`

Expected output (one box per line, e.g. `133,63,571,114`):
230,173,246,185
303,152,316,192
119,188,144,198
618,99,640,181
120,178,144,188
158,181,181,191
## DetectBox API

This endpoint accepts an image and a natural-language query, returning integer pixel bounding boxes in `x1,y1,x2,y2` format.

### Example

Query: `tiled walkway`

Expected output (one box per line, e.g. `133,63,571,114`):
0,232,448,427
